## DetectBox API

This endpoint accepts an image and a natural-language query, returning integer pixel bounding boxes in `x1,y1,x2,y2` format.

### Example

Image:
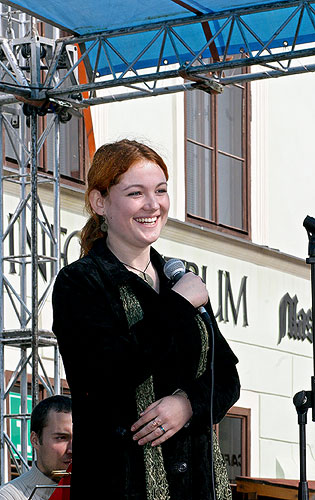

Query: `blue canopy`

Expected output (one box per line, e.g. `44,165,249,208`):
1,1,313,38
3,1,315,77
1,1,315,103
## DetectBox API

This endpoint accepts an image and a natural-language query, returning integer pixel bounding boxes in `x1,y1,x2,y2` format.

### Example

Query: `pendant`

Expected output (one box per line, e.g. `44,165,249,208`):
142,272,154,288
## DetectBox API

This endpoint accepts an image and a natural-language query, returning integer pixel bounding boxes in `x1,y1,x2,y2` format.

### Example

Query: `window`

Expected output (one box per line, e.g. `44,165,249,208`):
217,406,251,485
185,70,250,236
2,14,91,186
3,108,88,185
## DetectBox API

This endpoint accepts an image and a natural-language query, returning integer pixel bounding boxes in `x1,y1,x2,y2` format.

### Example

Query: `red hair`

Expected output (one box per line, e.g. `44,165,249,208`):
80,139,169,256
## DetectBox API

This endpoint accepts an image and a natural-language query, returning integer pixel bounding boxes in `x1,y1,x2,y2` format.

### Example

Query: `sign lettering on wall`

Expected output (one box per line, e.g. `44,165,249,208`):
278,292,312,344
7,214,81,275
7,220,249,328
175,259,249,327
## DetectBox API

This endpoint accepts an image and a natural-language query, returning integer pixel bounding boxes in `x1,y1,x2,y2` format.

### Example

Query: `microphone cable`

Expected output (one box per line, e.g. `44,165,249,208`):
163,258,217,500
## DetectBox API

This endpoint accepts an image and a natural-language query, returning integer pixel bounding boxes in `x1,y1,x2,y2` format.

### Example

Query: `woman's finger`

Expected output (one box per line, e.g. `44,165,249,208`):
151,427,175,447
136,424,170,445
132,416,163,441
131,407,160,432
140,398,162,416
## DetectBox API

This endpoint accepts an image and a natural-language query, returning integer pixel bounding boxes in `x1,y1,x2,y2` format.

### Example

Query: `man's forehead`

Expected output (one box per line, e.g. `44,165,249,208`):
44,410,72,430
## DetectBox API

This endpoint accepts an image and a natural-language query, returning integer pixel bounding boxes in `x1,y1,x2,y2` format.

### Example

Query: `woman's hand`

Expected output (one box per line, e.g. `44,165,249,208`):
172,272,208,309
131,394,193,447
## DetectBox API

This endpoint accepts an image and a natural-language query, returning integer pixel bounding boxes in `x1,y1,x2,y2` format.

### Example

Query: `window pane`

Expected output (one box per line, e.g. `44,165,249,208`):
218,154,243,229
60,117,81,178
217,85,242,158
186,141,212,220
46,114,81,178
219,416,242,482
4,117,18,163
186,89,211,147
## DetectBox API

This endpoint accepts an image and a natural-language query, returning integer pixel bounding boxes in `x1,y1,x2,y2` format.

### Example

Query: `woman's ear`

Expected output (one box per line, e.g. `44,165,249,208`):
89,189,106,215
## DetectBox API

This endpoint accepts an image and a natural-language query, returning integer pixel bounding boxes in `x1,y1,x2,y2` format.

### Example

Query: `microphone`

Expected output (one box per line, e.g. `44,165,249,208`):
163,259,211,323
163,258,186,283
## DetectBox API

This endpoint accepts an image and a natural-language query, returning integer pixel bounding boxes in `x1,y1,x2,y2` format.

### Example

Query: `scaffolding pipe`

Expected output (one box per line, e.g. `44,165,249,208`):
0,112,5,484
30,108,39,409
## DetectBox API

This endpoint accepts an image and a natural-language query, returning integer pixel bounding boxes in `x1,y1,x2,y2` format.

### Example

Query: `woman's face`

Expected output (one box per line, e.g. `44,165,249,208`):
102,160,170,251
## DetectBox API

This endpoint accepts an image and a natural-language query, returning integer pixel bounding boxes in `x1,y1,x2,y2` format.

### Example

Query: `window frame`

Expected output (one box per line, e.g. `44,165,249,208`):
2,20,89,190
3,109,88,190
185,79,251,239
216,405,251,486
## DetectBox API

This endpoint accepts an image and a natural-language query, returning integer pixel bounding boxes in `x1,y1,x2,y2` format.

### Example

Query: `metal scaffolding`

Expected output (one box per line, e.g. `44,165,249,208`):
1,0,315,484
0,7,63,482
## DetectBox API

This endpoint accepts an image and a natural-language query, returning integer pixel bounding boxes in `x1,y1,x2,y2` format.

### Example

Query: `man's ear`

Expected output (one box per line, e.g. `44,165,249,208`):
89,189,106,216
30,431,40,451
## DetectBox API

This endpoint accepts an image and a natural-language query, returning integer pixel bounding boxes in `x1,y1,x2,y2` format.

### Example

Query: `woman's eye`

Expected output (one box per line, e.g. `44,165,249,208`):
156,188,167,194
127,191,141,196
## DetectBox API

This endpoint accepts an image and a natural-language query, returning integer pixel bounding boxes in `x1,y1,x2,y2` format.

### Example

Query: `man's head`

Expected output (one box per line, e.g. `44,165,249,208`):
30,395,72,482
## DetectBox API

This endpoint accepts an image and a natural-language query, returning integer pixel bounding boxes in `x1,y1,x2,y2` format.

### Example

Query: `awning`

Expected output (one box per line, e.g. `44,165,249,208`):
2,1,315,104
3,1,315,73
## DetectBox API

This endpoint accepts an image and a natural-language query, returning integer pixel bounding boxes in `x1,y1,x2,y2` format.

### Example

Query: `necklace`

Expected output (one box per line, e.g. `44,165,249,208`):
121,259,154,288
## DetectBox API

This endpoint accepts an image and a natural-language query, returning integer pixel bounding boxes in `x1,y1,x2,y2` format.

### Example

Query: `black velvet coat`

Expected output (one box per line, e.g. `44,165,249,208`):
52,238,240,500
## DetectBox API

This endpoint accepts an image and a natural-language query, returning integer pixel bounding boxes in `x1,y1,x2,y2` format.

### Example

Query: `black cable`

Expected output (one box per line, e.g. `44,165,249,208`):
0,80,54,91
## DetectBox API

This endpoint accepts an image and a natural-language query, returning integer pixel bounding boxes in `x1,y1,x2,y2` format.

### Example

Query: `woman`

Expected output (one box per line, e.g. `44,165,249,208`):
52,139,240,500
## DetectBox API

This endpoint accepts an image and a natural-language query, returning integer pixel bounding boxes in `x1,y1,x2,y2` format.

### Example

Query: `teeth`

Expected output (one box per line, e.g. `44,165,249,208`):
135,217,157,223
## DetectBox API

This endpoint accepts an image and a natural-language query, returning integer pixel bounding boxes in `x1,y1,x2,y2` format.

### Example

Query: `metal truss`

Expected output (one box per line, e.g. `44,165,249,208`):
0,0,314,109
0,101,62,482
0,7,63,480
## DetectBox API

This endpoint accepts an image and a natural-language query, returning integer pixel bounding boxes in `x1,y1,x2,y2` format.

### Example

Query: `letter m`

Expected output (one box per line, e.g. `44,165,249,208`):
224,272,248,326
278,293,298,344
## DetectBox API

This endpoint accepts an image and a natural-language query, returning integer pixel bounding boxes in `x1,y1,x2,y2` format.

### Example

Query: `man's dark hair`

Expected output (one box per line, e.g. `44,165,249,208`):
31,395,72,442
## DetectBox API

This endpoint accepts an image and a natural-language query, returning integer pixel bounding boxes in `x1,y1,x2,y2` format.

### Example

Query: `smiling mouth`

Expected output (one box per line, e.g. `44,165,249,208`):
134,216,158,225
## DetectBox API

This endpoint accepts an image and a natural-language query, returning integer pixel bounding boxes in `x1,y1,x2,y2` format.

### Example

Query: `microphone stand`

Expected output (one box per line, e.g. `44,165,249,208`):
293,215,315,500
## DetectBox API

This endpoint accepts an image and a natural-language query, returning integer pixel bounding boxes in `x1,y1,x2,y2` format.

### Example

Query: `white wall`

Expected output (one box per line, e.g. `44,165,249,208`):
251,71,315,259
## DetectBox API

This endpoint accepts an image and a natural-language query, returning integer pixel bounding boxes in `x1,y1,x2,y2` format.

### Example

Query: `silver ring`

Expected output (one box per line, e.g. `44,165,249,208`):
159,425,166,434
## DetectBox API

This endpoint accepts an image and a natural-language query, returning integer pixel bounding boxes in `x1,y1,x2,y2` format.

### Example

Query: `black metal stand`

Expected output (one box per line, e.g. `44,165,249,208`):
293,215,315,500
293,389,312,500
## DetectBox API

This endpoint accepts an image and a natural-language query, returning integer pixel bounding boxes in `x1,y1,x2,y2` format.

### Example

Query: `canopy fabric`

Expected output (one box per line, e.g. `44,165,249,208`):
3,0,315,79
3,1,303,35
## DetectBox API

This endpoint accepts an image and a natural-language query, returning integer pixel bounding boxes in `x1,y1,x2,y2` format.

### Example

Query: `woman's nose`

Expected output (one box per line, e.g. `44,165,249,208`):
144,195,159,210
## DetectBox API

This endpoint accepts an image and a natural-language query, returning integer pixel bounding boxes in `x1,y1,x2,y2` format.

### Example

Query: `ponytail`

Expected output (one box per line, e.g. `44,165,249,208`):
80,213,105,257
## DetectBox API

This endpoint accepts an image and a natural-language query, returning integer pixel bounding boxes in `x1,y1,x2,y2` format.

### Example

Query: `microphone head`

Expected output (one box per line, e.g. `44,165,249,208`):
163,258,186,279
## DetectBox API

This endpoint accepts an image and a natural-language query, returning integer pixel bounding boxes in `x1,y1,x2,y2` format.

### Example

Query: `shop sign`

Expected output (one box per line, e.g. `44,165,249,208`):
9,392,32,461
